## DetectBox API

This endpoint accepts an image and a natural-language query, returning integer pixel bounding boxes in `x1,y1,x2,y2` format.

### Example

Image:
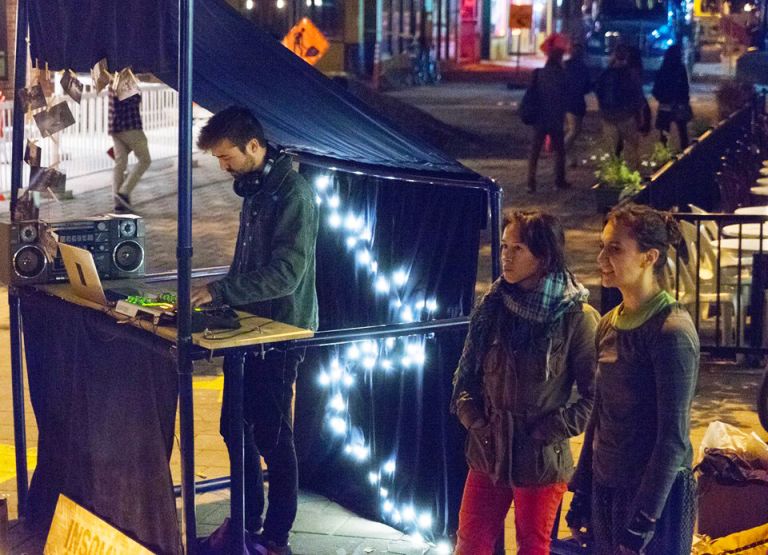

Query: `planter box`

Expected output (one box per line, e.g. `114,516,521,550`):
592,183,623,214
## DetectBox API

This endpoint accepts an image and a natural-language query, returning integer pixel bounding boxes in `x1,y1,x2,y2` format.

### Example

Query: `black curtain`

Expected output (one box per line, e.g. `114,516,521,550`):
20,291,181,555
295,169,485,541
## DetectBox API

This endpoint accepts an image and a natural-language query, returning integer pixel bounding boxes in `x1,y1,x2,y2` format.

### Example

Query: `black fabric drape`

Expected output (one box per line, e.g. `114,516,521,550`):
28,0,479,178
295,173,484,539
20,290,180,555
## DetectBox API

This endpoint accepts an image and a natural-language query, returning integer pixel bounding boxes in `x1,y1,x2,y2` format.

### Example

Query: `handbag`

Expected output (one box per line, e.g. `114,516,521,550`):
519,70,540,126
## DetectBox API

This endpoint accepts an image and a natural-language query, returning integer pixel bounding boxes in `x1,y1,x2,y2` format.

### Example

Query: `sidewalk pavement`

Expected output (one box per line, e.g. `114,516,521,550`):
0,83,766,553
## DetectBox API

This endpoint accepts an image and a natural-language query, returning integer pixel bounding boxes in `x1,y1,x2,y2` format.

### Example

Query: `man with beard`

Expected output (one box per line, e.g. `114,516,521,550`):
192,106,318,555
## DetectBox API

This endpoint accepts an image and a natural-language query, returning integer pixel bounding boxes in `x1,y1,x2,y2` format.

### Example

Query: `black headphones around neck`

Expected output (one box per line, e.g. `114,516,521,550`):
232,150,278,198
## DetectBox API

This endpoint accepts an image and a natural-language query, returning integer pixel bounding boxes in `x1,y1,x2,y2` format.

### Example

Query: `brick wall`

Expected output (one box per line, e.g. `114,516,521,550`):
2,0,17,99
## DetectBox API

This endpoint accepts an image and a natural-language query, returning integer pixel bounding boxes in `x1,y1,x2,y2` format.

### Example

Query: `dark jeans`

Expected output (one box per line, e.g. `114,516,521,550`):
527,126,566,189
221,348,305,545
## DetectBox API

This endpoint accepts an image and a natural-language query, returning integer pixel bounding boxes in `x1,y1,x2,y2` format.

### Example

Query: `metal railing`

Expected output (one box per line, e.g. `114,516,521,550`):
0,84,180,193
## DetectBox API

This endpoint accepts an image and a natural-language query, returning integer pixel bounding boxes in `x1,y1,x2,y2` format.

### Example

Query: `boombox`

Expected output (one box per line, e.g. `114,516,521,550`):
0,215,146,286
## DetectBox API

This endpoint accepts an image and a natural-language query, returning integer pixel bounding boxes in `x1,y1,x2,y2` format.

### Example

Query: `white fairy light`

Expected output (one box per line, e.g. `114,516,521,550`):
342,373,355,387
315,194,322,205
330,393,345,412
363,357,376,370
383,459,396,474
414,299,426,310
328,195,340,208
315,175,330,190
380,359,393,371
391,510,401,524
346,236,358,249
393,269,408,286
379,487,388,497
276,0,285,8
344,212,360,231
330,366,343,382
357,249,372,265
359,228,372,241
402,505,416,522
401,356,412,368
435,541,452,555
375,276,390,293
328,212,342,228
318,372,330,386
369,261,378,273
245,0,254,9
347,344,360,360
385,337,396,349
329,417,347,435
361,340,377,354
406,343,426,365
368,472,379,485
426,298,438,312
417,512,432,529
350,444,369,461
383,500,394,513
400,306,414,323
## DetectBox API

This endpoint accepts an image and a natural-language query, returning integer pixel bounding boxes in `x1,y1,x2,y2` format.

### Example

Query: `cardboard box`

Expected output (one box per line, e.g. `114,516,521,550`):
697,474,768,538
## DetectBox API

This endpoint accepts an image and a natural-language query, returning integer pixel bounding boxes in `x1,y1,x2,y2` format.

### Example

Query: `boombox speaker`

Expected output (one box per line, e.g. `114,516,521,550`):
0,215,146,286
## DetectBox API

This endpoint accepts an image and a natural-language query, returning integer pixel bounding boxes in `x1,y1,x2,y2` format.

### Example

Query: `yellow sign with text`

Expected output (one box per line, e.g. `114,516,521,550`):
282,18,330,65
44,495,154,555
509,4,533,29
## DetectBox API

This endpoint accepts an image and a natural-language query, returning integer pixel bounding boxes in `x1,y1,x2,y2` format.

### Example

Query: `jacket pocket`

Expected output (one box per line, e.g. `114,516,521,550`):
465,424,495,476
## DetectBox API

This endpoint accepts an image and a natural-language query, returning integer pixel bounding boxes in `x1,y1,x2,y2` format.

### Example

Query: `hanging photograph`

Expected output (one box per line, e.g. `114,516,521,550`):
34,67,55,98
24,140,41,167
29,166,66,195
18,85,47,112
60,70,84,103
91,58,111,93
13,190,39,222
114,68,140,101
33,102,76,138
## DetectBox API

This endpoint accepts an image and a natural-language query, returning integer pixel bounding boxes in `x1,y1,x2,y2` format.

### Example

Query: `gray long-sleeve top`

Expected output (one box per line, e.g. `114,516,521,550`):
570,304,699,519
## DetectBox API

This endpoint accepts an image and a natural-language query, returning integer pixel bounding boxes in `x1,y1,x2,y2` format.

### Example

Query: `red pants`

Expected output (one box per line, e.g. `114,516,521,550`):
455,469,566,555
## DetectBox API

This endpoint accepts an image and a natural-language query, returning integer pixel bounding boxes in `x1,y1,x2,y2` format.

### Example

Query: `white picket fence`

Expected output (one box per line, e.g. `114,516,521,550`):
0,84,182,194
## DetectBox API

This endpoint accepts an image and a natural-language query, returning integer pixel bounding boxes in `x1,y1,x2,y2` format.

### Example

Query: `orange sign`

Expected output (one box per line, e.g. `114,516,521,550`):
509,4,533,29
282,18,330,65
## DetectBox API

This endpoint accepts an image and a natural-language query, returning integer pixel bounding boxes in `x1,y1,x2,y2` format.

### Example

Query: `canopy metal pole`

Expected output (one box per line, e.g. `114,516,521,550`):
9,0,29,517
177,0,197,552
488,178,502,280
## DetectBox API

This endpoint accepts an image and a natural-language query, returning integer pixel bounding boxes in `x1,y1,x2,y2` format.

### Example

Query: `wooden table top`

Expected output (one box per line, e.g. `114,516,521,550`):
34,282,314,352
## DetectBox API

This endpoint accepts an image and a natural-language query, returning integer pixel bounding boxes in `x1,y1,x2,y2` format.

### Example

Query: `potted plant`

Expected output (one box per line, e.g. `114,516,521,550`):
592,153,643,214
641,142,675,177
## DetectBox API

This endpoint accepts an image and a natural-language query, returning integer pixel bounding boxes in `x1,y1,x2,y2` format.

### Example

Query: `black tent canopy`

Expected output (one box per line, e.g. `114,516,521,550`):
12,0,502,552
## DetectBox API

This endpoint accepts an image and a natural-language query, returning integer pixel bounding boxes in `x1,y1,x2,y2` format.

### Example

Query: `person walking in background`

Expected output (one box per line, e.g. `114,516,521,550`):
525,39,570,192
109,86,151,212
452,210,598,554
564,43,592,167
595,45,645,170
653,44,692,149
567,204,699,555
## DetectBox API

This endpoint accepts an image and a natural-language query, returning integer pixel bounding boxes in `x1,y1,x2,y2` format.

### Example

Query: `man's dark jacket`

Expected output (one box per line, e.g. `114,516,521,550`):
208,153,319,331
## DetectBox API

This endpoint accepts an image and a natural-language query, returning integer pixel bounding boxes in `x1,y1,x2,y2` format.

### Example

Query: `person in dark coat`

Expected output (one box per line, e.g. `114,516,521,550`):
595,45,645,169
652,44,692,149
452,210,598,554
526,47,570,192
564,43,592,167
191,106,319,555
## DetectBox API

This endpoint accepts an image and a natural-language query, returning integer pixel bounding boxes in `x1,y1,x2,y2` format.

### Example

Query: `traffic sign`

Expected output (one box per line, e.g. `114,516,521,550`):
282,18,330,66
509,5,533,30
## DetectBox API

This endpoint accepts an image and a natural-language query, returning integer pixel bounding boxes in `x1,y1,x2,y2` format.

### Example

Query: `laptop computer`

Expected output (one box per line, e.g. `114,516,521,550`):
58,242,139,306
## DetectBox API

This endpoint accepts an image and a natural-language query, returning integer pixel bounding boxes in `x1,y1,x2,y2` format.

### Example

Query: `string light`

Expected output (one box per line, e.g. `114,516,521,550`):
312,173,445,541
